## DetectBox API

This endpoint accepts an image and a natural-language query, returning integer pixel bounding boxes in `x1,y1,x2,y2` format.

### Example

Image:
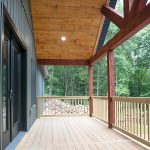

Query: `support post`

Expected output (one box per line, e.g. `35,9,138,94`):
89,65,93,117
107,50,115,128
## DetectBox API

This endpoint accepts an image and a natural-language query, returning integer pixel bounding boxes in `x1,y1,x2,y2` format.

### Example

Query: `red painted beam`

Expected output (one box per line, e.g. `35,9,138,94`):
89,65,93,117
130,0,146,16
90,3,150,65
37,59,89,66
107,50,115,128
123,0,134,18
101,5,124,28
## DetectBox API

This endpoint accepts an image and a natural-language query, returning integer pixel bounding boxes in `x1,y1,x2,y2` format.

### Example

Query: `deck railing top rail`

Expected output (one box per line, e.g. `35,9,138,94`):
112,96,150,103
92,96,108,100
37,96,89,99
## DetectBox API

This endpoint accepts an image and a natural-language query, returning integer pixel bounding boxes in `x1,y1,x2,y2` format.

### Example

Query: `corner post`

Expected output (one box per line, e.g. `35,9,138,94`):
107,50,115,128
89,65,93,117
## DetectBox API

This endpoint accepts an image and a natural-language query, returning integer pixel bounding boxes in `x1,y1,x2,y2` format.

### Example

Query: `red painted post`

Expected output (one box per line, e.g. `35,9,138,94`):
107,50,115,128
89,65,93,117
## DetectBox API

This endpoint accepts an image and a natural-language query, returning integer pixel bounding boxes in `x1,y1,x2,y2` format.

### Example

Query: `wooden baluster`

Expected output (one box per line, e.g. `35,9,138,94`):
105,100,107,121
102,100,103,120
47,98,48,115
75,99,77,114
46,98,47,115
125,102,127,130
140,103,142,138
122,101,124,129
43,98,44,116
115,101,117,126
120,101,122,128
137,103,139,137
102,100,105,120
123,101,125,129
99,100,101,119
37,97,40,118
106,100,108,122
121,101,123,129
131,102,133,134
144,103,146,139
119,101,121,128
148,104,150,141
45,98,46,115
82,99,84,115
127,102,130,131
78,99,79,115
104,100,105,120
83,99,85,115
129,102,131,133
122,101,125,129
118,101,119,127
133,103,136,135
117,101,119,127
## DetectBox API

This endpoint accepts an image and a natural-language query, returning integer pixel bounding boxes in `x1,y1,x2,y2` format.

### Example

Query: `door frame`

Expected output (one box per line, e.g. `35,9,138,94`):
0,4,27,149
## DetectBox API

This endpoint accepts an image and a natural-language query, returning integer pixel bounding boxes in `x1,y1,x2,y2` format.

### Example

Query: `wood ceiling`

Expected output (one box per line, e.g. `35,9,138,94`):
30,0,107,61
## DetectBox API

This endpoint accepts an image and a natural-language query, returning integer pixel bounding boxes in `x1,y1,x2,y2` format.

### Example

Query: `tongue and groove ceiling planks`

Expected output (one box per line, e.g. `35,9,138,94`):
30,0,107,61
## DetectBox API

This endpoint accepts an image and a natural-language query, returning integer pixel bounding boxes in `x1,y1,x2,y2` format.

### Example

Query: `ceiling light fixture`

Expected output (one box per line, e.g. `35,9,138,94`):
61,36,66,41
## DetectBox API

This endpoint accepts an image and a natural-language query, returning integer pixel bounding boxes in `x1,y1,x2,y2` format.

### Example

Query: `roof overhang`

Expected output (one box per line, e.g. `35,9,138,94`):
30,0,108,65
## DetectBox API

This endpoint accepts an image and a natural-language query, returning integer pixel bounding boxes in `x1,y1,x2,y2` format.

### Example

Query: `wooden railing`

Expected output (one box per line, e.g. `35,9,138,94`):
92,96,150,146
37,96,89,117
92,96,108,122
113,97,150,146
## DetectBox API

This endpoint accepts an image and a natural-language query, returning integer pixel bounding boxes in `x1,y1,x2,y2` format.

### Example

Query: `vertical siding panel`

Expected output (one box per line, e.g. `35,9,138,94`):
7,0,11,14
18,0,21,33
16,0,19,29
13,0,17,24
4,0,8,8
10,0,14,20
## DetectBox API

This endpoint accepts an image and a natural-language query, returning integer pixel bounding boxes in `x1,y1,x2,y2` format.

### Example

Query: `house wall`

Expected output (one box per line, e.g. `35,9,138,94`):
0,0,40,149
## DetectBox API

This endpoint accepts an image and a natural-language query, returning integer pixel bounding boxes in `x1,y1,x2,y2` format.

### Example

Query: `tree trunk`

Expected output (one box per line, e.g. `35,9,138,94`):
64,67,68,96
49,66,54,96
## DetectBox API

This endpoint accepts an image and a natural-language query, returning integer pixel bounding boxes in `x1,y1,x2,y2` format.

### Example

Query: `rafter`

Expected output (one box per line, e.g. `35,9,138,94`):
38,59,89,66
101,5,124,28
90,3,150,65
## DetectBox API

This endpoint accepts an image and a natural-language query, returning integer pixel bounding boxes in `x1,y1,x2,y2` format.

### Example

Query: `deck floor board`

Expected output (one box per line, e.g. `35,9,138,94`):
17,117,147,150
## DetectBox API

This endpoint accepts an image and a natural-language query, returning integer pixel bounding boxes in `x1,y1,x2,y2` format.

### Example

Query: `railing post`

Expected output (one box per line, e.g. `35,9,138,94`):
89,65,93,117
107,50,115,128
37,97,40,118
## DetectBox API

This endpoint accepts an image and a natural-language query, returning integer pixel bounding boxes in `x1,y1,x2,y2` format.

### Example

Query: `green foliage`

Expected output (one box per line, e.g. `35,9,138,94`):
44,66,89,96
44,1,150,97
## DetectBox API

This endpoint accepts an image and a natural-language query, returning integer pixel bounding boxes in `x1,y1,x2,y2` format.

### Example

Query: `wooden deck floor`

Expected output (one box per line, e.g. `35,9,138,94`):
17,117,147,150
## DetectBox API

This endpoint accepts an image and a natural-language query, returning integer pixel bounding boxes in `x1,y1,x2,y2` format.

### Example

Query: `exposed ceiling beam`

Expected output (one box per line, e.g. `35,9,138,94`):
90,3,150,65
38,59,89,66
101,5,124,29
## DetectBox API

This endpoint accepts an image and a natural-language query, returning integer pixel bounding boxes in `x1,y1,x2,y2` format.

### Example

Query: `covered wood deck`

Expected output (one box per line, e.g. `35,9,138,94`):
17,117,146,150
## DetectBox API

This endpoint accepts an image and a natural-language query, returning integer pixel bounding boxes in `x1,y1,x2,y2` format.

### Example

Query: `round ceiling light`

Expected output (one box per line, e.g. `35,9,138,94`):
61,36,66,41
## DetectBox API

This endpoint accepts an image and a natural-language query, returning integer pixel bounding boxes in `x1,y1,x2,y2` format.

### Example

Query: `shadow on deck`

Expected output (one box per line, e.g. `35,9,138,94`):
17,117,147,150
